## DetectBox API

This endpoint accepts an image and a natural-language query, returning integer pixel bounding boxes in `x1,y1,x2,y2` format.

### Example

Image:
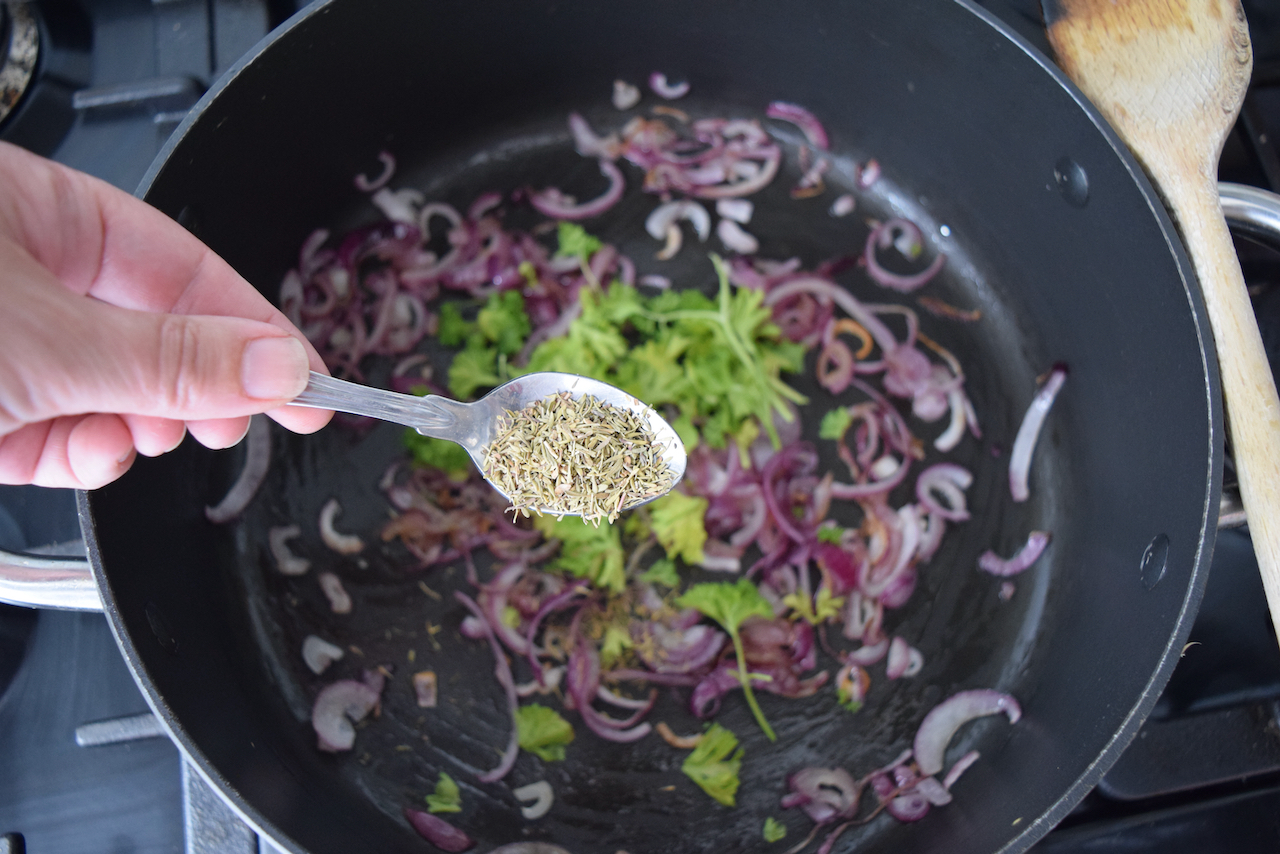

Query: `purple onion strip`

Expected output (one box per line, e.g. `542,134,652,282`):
1009,365,1068,502
766,101,830,150
913,689,1021,777
455,591,520,782
865,219,945,293
205,416,270,523
978,530,1051,577
354,150,395,192
529,159,626,220
403,808,474,852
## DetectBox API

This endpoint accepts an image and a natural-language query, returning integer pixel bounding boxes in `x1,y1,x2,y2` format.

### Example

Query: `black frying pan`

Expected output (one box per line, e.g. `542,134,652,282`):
80,1,1221,852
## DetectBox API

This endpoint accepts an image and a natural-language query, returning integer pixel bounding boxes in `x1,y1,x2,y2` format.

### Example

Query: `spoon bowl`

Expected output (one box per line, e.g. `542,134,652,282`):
289,371,687,518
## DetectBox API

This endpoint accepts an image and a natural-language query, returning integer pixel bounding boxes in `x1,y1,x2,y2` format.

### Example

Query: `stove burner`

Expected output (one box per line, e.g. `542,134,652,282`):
0,3,38,127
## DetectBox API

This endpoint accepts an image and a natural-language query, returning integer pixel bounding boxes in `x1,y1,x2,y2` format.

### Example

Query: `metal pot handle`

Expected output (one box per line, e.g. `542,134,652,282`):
0,541,101,611
0,182,1273,611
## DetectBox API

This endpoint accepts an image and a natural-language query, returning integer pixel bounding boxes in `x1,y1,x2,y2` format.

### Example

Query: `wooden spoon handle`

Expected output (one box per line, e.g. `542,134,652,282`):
1167,176,1280,639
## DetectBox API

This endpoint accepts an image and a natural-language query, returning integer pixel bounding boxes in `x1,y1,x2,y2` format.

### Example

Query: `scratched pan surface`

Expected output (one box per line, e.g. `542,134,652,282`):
81,1,1220,853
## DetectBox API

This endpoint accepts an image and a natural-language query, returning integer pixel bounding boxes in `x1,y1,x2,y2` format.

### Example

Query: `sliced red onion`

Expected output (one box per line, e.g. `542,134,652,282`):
844,640,885,665
764,276,899,353
645,199,711,242
513,780,554,819
978,531,1051,577
413,670,438,708
515,665,564,698
318,498,365,555
916,510,946,564
915,463,972,522
830,193,856,217
717,218,759,254
1009,365,1068,502
205,416,270,523
865,219,946,293
567,112,618,159
835,661,870,709
998,581,1016,601
886,636,915,679
566,641,653,742
696,146,781,199
887,789,932,822
716,198,754,223
613,79,640,110
529,159,626,220
404,808,474,852
318,572,352,614
915,775,953,806
312,677,381,751
780,767,859,824
934,389,969,452
792,156,830,199
649,71,690,99
942,749,981,789
455,592,520,782
269,525,310,576
353,150,395,192
765,101,830,150
858,159,881,188
302,635,344,674
597,685,656,711
869,454,900,481
639,273,671,289
371,187,424,224
913,689,1021,777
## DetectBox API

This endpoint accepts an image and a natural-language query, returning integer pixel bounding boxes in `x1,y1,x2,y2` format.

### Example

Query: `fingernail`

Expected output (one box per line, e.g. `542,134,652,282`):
241,337,308,400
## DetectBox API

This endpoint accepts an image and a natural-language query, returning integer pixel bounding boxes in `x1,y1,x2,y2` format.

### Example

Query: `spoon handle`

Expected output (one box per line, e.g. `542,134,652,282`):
1170,181,1280,638
290,372,462,433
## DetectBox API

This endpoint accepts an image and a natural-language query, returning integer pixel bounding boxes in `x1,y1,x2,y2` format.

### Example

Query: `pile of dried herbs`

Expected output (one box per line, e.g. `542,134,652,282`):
482,391,674,525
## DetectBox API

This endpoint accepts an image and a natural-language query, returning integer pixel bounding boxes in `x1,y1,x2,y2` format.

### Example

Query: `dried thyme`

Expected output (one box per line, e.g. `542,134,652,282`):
482,392,674,525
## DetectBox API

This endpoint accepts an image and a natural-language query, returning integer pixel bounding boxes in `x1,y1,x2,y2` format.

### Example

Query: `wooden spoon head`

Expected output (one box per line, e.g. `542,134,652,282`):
1043,0,1251,169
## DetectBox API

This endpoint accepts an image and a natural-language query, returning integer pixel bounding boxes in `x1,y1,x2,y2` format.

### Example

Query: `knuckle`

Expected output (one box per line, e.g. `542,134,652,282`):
155,315,204,412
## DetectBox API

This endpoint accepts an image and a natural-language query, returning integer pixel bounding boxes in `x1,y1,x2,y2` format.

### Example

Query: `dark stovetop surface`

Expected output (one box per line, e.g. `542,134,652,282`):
4,0,1280,852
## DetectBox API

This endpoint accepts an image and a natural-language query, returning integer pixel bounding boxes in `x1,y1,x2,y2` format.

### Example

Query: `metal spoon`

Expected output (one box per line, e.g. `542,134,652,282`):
289,371,687,516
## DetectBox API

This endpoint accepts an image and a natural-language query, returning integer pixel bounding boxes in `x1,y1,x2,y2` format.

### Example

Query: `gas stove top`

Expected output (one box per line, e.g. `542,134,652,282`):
2,1,1279,852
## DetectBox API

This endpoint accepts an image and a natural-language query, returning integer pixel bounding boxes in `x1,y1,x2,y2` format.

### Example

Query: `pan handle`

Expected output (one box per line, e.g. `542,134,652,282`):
0,544,102,612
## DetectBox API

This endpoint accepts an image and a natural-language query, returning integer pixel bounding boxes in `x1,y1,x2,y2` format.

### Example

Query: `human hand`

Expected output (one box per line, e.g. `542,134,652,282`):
0,141,333,489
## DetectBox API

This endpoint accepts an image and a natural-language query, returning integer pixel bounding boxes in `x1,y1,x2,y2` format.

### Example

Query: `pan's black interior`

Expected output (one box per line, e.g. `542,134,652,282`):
82,1,1220,853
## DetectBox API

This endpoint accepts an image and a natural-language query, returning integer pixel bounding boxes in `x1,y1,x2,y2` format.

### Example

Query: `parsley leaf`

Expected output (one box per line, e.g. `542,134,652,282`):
763,817,787,843
648,492,708,565
404,433,473,481
640,557,680,588
515,704,575,762
533,515,626,593
819,407,854,440
425,771,462,813
600,623,633,668
448,336,505,399
816,525,845,545
782,587,845,625
679,579,776,741
681,723,744,807
476,290,531,356
436,302,473,348
555,221,603,261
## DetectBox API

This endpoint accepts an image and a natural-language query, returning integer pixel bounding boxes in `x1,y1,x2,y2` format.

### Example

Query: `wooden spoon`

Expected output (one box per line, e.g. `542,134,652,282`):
1042,0,1280,644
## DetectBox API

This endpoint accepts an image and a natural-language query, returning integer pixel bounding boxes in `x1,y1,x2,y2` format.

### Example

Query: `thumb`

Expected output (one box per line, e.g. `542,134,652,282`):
0,245,312,433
